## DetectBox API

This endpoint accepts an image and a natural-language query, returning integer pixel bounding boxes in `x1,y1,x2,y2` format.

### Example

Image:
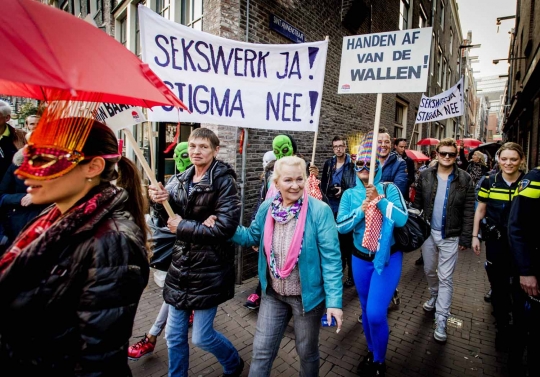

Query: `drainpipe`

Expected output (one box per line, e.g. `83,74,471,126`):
235,0,250,285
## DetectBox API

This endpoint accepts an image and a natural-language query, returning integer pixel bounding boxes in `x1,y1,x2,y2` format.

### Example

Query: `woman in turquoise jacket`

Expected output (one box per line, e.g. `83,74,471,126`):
337,133,408,377
230,156,343,377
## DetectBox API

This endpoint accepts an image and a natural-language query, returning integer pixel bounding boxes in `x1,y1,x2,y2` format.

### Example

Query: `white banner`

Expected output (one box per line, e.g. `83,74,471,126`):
93,103,146,132
415,78,464,124
139,6,327,132
338,27,432,94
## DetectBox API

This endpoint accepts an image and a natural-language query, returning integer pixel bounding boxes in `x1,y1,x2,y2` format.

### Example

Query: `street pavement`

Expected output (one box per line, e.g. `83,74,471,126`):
129,245,510,377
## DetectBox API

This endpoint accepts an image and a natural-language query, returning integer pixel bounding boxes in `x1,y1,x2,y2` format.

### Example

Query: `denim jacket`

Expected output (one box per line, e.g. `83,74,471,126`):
231,196,343,312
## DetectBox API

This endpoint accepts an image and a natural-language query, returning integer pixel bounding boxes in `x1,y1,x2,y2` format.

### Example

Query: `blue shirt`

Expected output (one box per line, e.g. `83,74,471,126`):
431,174,447,231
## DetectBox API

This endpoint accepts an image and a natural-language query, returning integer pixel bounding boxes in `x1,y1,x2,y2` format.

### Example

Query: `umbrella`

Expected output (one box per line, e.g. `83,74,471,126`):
0,0,187,109
405,149,429,162
416,138,440,146
469,142,502,159
460,138,482,148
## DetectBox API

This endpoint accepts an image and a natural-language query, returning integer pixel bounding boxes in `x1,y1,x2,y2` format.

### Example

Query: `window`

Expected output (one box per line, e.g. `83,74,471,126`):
436,47,443,84
184,0,203,30
419,5,427,28
119,16,127,47
155,0,170,19
447,67,452,89
449,29,453,55
440,1,445,29
134,1,146,58
394,100,408,138
399,0,410,30
442,58,447,90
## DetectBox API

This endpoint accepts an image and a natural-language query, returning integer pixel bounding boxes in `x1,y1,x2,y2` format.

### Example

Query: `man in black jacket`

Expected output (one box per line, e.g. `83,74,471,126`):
321,136,355,287
413,138,475,344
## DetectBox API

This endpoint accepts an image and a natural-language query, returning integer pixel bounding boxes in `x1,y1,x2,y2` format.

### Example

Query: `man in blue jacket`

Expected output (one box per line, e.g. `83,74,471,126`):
378,130,408,198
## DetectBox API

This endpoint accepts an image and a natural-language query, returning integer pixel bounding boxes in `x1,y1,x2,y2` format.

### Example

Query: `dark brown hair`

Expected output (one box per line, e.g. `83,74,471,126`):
83,120,149,251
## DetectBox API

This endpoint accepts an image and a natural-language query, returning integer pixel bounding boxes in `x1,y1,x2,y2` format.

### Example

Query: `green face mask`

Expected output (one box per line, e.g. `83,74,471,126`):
173,142,191,172
272,135,294,160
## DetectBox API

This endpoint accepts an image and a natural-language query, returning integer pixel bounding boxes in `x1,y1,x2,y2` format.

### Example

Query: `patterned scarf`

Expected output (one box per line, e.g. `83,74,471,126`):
263,190,308,279
361,194,385,253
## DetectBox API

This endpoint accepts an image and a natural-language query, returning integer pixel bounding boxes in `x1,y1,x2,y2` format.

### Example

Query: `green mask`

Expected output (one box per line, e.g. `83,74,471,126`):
173,142,191,172
272,135,294,160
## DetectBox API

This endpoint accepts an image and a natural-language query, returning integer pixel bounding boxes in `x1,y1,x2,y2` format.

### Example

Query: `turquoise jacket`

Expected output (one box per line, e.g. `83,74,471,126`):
231,196,343,312
336,166,408,255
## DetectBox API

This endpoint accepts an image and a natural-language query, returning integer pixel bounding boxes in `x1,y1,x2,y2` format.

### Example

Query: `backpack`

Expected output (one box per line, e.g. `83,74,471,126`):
383,183,431,253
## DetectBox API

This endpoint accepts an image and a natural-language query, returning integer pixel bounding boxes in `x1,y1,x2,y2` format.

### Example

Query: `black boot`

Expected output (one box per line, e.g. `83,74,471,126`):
372,361,386,377
495,325,510,352
415,255,424,266
356,351,373,376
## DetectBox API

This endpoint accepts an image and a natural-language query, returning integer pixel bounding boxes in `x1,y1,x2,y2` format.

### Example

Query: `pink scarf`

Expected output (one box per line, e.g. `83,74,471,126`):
263,190,309,279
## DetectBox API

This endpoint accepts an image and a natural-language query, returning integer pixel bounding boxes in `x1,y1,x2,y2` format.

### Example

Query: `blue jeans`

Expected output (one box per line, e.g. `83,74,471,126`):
166,306,241,377
353,252,402,363
249,287,325,377
149,301,169,337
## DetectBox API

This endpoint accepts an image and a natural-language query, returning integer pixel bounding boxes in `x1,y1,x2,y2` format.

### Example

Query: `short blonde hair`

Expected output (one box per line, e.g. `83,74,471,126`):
436,138,458,153
272,156,307,185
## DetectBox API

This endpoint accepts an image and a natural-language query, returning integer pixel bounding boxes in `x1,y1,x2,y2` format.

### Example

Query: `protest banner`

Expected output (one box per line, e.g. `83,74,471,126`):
415,77,463,124
92,103,147,131
338,28,432,183
338,27,432,94
139,6,328,132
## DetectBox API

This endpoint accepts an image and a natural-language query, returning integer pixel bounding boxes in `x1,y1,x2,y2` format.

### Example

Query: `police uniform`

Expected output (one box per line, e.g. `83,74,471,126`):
508,167,540,376
477,171,524,334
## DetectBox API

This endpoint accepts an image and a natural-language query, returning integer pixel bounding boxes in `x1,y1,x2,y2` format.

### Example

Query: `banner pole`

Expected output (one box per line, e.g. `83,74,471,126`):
408,122,416,149
368,93,383,185
124,128,175,218
311,132,318,167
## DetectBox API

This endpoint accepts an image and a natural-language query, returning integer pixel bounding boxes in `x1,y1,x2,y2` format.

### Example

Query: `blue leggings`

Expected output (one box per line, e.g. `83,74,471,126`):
353,252,403,363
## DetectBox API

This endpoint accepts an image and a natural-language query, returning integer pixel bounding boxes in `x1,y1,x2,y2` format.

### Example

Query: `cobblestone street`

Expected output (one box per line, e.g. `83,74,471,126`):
129,245,509,377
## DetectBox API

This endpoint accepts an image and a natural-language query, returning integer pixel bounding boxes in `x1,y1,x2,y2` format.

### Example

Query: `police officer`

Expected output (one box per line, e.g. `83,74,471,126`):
472,143,526,351
508,165,540,377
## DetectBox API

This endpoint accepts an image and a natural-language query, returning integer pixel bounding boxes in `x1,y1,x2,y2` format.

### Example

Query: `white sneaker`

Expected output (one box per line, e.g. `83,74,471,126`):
423,295,437,312
434,317,447,343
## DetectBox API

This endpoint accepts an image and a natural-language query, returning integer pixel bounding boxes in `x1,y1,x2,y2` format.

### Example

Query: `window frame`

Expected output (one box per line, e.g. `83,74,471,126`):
399,0,410,31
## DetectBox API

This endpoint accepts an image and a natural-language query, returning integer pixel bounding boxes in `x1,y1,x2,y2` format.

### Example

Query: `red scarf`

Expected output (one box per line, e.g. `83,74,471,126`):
0,207,61,274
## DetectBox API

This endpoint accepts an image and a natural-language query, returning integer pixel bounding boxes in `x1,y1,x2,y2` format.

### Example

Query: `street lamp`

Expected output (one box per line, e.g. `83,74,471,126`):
493,57,526,64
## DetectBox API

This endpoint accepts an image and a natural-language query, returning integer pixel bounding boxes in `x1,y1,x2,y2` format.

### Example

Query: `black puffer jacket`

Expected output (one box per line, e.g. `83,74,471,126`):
413,163,475,247
0,185,149,376
159,159,241,310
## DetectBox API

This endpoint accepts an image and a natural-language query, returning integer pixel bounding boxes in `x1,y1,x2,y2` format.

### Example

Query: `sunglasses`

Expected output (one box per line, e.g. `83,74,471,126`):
438,152,458,158
354,160,375,172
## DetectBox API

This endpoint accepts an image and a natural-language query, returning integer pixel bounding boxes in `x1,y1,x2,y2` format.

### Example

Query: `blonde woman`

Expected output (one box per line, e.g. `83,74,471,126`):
472,142,526,352
230,156,343,377
467,151,489,186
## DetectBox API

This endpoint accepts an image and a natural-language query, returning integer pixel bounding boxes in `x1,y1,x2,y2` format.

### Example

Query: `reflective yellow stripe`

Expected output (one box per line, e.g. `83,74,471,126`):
478,191,489,199
490,188,513,193
518,187,540,199
489,192,512,201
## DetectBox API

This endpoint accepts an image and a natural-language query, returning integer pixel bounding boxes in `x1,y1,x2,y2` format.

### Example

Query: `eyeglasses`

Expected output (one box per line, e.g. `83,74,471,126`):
332,145,346,150
438,152,458,158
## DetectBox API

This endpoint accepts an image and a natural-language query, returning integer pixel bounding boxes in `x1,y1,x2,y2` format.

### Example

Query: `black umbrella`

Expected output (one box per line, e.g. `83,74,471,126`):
470,142,503,159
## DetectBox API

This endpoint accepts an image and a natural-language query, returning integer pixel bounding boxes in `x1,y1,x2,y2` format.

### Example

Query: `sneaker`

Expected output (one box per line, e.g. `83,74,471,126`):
344,278,354,288
434,317,447,343
415,255,424,265
244,293,260,310
484,289,492,303
356,351,374,376
128,334,155,361
188,311,194,327
358,314,363,323
423,295,437,312
223,357,244,377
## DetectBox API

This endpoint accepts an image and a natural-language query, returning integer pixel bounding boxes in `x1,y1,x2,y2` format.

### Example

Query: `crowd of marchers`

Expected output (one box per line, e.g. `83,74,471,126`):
0,98,538,377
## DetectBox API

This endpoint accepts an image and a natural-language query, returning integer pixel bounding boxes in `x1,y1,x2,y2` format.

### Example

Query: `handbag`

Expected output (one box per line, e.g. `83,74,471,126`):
147,215,176,272
374,202,394,275
383,183,431,253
